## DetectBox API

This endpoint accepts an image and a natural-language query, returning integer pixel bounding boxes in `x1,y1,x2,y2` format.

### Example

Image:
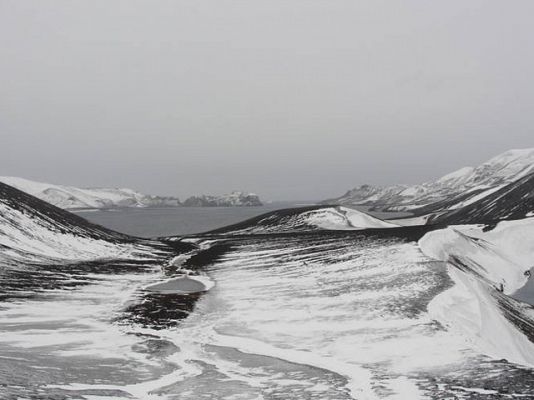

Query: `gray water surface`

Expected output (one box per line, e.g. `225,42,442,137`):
75,202,306,237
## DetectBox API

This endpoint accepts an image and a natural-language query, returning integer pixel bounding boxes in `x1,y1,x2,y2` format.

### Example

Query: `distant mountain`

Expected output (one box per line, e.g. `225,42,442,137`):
324,149,534,213
0,176,181,210
183,192,263,207
0,177,263,210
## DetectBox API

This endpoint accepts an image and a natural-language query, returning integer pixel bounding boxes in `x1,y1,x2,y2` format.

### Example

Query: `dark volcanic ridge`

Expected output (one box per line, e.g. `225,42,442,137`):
428,172,534,227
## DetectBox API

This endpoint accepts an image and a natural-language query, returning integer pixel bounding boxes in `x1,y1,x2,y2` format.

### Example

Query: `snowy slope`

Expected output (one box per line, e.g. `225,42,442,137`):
397,168,534,369
419,220,534,367
0,182,160,263
0,176,181,210
325,148,534,212
0,180,180,309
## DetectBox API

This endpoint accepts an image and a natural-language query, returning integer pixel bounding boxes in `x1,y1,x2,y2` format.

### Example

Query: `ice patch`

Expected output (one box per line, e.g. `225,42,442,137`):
145,274,215,294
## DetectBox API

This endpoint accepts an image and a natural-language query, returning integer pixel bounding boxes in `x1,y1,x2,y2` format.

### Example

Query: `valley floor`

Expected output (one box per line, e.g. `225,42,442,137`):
2,229,534,399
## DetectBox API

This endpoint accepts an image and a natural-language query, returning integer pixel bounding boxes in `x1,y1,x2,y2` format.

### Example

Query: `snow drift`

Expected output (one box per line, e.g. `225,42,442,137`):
419,219,534,367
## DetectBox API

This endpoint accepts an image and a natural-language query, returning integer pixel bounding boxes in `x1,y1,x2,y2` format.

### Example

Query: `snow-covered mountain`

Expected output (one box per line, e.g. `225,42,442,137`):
183,191,263,207
0,177,263,209
324,148,534,213
0,176,181,210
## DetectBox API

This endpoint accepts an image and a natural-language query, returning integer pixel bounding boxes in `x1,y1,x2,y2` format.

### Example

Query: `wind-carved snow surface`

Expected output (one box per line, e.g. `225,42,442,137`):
46,235,464,399
139,234,534,399
419,219,534,367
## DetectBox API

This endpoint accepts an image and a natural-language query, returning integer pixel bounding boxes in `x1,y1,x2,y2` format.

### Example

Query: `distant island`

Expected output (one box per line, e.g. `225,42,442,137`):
0,176,262,210
183,192,262,207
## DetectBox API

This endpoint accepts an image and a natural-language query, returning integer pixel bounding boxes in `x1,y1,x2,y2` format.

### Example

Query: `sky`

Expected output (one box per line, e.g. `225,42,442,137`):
1,0,533,200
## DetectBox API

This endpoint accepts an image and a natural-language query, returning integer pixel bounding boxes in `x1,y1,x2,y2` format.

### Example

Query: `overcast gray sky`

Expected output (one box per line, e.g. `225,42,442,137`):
1,1,533,200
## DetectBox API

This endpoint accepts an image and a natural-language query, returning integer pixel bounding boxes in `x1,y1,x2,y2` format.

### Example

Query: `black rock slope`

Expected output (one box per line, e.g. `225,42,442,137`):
428,172,534,226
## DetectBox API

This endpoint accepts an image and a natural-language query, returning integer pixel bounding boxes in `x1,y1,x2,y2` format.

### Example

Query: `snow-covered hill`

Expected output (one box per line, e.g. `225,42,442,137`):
205,205,399,235
325,148,534,213
0,181,166,264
